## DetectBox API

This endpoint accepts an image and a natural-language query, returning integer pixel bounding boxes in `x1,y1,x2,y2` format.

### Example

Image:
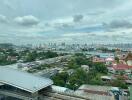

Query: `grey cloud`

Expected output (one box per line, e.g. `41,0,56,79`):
45,23,50,27
87,11,105,16
53,22,74,30
89,33,97,36
61,23,74,29
0,0,132,45
3,0,15,10
73,14,83,23
0,15,8,23
103,20,132,29
14,15,39,26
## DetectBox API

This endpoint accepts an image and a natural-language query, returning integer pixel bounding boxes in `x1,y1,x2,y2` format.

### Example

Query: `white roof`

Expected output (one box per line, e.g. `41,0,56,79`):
0,67,53,93
105,57,114,61
111,87,119,91
101,76,112,80
51,85,70,93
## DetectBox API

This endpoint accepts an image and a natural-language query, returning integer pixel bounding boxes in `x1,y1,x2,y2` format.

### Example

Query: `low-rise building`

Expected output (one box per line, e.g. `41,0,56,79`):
75,85,128,100
52,85,73,93
105,57,114,65
0,67,53,100
92,56,105,63
112,64,132,74
75,85,114,100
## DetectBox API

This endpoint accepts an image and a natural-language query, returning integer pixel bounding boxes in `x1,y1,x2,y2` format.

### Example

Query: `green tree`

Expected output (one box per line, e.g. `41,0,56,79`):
67,59,79,69
45,51,58,58
111,79,128,89
93,62,107,74
25,51,37,62
115,57,119,63
52,72,69,87
67,68,88,89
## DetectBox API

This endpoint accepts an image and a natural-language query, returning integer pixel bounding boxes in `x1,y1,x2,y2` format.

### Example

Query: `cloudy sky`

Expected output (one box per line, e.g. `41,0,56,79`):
0,0,132,45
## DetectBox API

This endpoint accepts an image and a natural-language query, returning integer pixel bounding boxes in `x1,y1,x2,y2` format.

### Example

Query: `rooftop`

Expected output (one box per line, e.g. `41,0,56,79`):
0,67,53,93
105,57,114,61
78,85,112,93
52,85,73,93
75,85,114,100
93,57,105,63
112,64,132,70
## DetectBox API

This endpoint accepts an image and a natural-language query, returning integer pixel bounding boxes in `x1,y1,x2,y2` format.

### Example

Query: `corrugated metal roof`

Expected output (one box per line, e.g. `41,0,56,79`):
78,85,112,92
76,85,114,100
0,67,53,93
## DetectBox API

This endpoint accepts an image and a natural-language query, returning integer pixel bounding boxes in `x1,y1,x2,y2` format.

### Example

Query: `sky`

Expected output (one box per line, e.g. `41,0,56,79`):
0,0,132,45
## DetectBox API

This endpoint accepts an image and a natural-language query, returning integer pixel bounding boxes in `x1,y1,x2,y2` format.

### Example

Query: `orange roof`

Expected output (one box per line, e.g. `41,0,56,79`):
113,64,132,70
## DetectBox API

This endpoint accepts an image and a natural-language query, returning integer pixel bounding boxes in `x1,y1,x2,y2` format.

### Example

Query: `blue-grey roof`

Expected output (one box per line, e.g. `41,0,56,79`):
0,67,53,93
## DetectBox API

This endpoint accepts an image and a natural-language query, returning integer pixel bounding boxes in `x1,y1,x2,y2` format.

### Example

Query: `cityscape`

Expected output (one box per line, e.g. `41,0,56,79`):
0,43,131,100
0,0,132,100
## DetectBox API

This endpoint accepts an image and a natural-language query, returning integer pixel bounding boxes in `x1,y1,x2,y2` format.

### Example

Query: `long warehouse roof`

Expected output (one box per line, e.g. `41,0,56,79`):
0,67,53,93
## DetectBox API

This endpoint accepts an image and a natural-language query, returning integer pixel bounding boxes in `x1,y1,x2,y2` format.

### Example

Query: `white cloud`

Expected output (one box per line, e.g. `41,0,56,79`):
62,33,88,37
14,15,39,26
